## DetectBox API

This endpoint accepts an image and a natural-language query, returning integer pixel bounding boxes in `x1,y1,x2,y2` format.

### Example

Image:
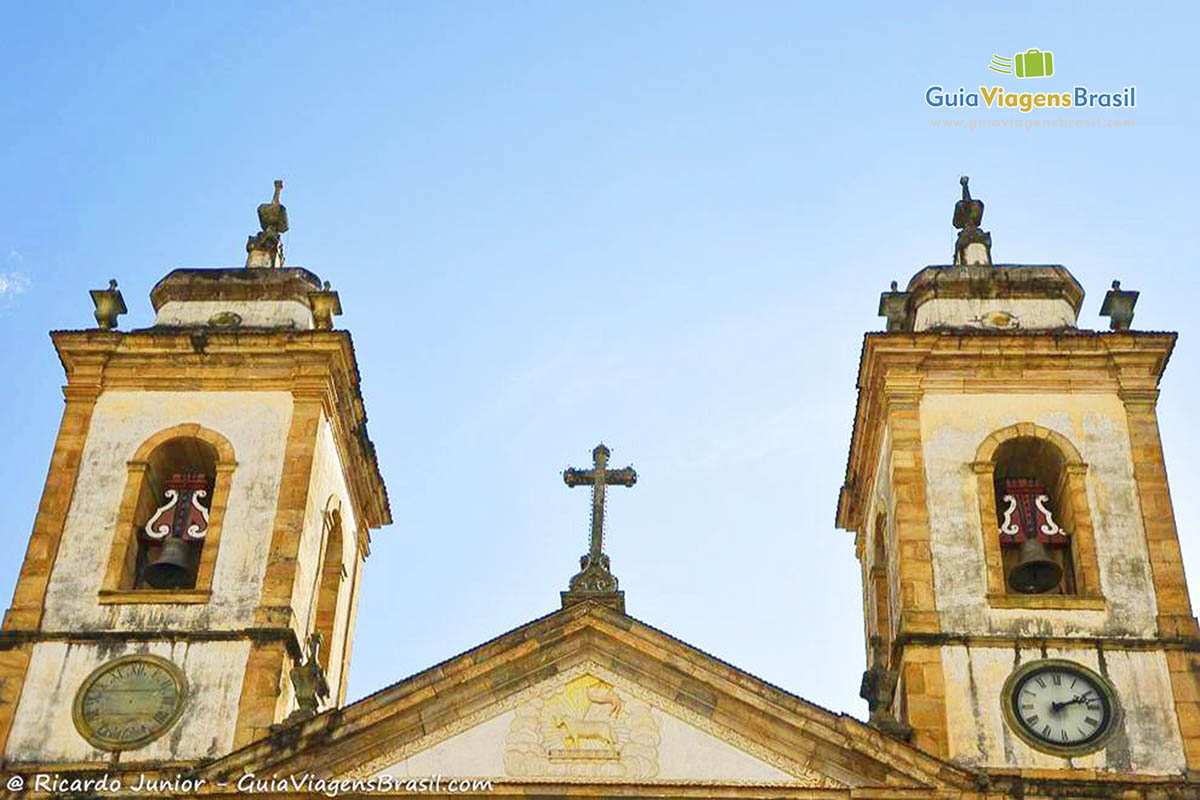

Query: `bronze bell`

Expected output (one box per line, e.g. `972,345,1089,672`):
141,538,199,589
1007,538,1063,594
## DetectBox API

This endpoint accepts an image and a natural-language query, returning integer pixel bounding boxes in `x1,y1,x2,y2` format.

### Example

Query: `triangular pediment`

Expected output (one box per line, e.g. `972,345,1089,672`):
202,603,973,793
364,661,831,787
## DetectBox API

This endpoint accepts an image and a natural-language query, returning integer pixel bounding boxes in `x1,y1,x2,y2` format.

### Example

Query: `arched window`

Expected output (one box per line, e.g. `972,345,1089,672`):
973,424,1102,606
870,512,893,652
310,500,346,676
101,424,235,601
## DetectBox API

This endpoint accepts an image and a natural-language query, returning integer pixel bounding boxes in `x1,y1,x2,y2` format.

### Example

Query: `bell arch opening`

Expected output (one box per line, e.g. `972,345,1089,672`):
972,423,1101,605
101,423,235,600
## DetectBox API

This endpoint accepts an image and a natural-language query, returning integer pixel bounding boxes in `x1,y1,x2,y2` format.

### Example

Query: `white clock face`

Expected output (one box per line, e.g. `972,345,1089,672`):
1007,662,1115,753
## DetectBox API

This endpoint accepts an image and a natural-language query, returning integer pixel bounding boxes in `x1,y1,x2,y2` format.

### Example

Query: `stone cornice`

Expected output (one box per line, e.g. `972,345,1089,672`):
836,330,1176,533
49,328,391,533
907,264,1086,314
149,267,323,312
0,625,306,661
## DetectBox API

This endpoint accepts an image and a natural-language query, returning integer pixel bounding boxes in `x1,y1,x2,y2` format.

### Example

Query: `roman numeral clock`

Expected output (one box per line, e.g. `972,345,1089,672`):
72,655,188,751
1001,660,1121,756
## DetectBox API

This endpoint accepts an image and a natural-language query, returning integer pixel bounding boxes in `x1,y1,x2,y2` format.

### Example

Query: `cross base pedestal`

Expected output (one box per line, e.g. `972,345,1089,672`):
561,588,625,613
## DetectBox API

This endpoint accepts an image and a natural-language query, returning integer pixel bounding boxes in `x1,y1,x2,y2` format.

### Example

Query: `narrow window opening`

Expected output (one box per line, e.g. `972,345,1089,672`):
871,513,892,654
311,506,345,675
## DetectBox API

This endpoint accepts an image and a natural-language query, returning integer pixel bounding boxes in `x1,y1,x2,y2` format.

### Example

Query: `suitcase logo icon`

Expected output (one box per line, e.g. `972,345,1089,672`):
989,49,1055,78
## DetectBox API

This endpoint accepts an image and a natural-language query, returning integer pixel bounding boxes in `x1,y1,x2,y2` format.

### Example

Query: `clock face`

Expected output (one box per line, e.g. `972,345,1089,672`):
73,655,187,751
1003,660,1118,755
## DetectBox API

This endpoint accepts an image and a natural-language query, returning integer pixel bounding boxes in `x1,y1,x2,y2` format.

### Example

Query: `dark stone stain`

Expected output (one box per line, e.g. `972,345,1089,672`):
95,637,128,661
1001,646,1020,764
964,646,988,765
527,663,559,686
609,614,634,631
673,681,718,719
1103,554,1154,636
1094,645,1134,771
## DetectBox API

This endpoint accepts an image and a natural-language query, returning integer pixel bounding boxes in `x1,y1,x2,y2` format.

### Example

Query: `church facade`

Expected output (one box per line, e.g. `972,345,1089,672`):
0,181,1196,798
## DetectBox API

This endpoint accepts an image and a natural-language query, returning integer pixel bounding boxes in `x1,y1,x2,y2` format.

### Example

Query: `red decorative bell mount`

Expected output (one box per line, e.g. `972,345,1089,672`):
999,478,1069,594
141,473,210,589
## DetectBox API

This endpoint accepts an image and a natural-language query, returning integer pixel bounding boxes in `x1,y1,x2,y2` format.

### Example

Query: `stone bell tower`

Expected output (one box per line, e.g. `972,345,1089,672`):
0,183,390,768
838,179,1200,788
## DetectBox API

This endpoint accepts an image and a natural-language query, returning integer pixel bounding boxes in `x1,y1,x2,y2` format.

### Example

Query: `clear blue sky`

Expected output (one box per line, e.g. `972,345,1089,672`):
1,2,1197,719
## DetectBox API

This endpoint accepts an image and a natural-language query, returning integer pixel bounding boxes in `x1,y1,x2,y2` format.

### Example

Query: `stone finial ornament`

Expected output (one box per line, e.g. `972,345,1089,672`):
859,635,912,741
878,280,912,332
287,632,330,722
1100,280,1139,331
246,179,290,269
952,176,992,266
90,279,127,330
308,280,343,331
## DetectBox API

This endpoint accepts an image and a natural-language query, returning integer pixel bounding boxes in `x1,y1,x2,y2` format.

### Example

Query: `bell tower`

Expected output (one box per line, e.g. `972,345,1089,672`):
838,179,1200,788
0,183,390,768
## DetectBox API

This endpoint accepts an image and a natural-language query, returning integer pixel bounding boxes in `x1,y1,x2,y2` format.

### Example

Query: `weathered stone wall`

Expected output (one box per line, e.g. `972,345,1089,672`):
288,413,360,707
913,298,1077,332
154,299,314,329
5,390,293,761
4,639,249,762
42,391,294,631
918,391,1185,773
920,392,1156,636
865,428,898,650
942,644,1184,773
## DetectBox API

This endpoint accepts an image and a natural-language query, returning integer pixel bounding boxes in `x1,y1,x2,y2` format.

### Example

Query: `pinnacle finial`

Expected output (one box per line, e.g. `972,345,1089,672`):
246,179,290,268
952,176,992,266
1101,280,1139,330
90,279,127,330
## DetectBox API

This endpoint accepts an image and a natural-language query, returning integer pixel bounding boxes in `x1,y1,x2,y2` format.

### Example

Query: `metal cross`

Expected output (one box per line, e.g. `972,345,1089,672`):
563,443,637,566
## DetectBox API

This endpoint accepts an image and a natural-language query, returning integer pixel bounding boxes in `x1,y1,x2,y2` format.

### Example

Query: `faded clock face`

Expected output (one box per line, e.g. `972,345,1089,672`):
1004,661,1117,754
73,655,187,751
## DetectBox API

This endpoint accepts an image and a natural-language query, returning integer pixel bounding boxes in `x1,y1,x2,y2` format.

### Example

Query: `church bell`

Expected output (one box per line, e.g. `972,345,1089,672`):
141,538,199,589
1006,538,1063,594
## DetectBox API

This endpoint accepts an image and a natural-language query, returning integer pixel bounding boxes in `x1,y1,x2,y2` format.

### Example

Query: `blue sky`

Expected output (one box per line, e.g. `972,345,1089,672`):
1,2,1198,718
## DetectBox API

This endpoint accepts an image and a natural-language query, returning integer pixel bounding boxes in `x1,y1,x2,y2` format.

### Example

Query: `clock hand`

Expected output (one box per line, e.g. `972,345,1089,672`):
1050,695,1088,712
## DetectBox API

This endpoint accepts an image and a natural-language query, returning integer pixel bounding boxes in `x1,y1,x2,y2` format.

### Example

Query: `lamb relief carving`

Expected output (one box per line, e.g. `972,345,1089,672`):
553,716,617,749
504,674,660,778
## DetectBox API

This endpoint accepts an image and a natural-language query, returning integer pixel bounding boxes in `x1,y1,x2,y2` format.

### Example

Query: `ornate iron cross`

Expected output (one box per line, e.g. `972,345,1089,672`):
562,443,636,605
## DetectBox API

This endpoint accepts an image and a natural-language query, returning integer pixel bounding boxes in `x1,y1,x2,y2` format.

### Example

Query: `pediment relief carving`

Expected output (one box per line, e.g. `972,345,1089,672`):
352,662,842,788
